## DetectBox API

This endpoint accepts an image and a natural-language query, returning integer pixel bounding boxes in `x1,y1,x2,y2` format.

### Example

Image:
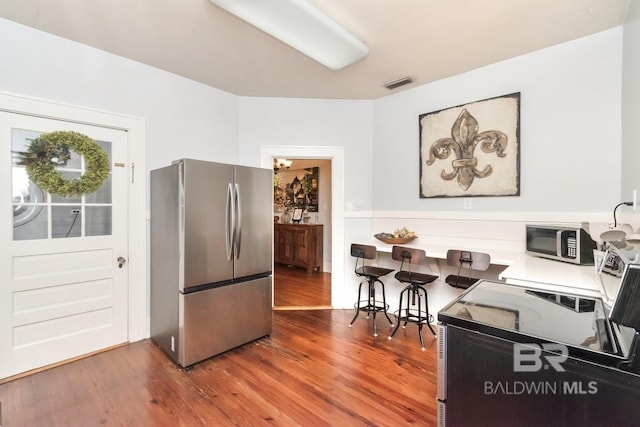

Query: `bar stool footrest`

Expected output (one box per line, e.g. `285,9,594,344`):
393,310,434,325
354,300,390,313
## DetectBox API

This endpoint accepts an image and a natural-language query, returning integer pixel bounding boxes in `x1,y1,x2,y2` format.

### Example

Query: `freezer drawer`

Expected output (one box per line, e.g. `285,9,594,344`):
181,276,272,367
153,276,272,368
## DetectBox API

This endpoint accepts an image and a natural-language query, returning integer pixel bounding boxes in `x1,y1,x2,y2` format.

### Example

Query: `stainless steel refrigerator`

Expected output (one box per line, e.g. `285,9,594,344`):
150,159,273,367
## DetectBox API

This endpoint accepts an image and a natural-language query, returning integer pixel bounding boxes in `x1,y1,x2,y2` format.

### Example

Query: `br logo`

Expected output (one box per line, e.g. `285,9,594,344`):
513,343,569,372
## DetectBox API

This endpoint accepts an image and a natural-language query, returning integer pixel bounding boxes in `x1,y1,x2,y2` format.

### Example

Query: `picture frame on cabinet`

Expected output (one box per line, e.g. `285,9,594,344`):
292,208,303,223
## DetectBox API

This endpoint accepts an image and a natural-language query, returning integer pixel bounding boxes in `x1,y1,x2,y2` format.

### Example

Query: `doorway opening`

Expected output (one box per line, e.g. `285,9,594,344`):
261,146,345,311
273,158,331,309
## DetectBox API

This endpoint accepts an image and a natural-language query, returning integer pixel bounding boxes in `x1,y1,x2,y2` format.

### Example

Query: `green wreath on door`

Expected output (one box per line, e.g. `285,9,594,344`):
18,131,110,197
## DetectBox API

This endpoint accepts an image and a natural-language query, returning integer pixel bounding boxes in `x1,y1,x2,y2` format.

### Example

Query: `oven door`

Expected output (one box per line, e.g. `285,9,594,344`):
440,323,640,426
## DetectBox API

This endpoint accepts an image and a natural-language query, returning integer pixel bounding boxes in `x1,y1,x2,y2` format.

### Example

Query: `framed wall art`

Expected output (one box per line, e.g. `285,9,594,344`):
419,92,520,198
273,167,319,212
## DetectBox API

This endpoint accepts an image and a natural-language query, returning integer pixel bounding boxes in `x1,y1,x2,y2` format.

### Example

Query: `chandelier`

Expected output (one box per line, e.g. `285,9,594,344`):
273,158,292,173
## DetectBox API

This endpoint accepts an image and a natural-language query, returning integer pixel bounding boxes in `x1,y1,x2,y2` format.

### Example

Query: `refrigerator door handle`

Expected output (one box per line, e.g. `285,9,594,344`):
178,160,185,289
225,182,234,261
234,183,242,259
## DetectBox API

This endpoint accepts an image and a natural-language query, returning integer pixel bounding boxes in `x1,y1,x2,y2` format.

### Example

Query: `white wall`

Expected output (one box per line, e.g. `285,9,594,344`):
0,18,241,177
238,97,374,209
622,1,640,208
373,28,623,213
338,28,626,312
239,98,372,304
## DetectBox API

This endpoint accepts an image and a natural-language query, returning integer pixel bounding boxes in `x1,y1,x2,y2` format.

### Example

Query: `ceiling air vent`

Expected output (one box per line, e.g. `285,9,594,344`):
383,76,414,90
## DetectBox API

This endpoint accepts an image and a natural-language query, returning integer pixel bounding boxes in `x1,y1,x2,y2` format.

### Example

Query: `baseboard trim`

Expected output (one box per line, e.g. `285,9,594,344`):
273,305,333,311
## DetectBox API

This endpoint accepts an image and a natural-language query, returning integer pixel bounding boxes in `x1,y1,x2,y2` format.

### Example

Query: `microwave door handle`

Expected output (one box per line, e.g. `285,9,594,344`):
557,230,564,256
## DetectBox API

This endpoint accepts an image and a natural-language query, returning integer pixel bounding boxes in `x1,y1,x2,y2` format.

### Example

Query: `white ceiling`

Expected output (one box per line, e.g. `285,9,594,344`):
0,0,630,99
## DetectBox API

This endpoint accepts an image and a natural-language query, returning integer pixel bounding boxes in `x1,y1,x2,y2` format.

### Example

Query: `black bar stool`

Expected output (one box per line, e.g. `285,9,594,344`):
349,243,395,337
388,245,438,350
445,250,491,289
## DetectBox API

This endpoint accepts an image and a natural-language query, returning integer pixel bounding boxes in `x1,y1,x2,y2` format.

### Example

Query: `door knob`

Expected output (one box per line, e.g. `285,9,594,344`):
117,256,126,268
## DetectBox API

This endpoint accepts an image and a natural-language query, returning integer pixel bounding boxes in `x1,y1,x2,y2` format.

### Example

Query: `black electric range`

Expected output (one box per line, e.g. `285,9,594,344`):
436,245,640,426
438,280,638,370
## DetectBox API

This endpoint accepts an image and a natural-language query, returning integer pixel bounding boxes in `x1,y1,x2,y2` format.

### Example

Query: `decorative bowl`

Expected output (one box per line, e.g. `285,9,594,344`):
374,233,417,244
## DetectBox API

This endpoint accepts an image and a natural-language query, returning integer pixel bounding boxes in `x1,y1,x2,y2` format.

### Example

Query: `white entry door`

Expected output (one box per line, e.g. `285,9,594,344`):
0,112,129,379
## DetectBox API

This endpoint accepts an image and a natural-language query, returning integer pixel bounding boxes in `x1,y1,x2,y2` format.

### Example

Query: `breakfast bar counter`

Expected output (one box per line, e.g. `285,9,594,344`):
367,238,606,298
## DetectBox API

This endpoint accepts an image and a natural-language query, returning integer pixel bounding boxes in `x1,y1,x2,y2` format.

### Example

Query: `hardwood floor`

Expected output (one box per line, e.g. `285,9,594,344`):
274,263,331,308
0,309,438,426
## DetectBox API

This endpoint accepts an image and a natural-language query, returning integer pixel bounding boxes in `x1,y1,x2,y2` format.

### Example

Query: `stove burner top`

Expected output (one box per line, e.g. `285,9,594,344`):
439,280,614,355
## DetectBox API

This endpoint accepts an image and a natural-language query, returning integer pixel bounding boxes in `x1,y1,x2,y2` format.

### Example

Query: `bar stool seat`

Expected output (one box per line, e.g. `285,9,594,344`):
388,246,438,350
349,243,395,337
445,250,491,289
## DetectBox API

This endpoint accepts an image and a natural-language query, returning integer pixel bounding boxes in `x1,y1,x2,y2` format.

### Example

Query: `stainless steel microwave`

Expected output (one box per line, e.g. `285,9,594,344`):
525,224,597,265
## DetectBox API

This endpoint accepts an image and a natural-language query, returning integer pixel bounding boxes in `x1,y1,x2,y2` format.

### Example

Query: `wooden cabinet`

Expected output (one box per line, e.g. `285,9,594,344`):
274,223,323,273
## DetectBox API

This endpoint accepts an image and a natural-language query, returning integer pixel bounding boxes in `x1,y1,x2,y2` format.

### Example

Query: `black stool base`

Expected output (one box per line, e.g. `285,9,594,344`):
349,278,393,337
388,284,436,350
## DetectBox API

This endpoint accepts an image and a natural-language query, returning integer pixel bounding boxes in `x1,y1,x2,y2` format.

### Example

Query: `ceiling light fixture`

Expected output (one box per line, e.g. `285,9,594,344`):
209,0,369,70
273,158,292,173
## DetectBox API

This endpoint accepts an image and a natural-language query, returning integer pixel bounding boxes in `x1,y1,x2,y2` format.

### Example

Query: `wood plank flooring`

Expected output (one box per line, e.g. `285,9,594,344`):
0,314,438,426
274,263,331,308
0,267,439,426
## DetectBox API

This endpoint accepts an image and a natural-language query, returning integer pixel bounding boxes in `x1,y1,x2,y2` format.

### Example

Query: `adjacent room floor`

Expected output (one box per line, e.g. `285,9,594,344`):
273,263,331,309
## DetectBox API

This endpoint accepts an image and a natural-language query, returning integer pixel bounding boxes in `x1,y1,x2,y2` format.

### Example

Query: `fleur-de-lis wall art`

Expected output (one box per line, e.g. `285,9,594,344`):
427,109,507,191
419,93,520,198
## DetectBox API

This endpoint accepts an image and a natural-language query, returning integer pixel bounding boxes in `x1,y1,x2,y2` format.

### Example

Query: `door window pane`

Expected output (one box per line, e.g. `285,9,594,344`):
13,207,48,240
52,206,81,239
13,168,46,224
84,174,112,204
11,128,114,240
86,206,112,236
